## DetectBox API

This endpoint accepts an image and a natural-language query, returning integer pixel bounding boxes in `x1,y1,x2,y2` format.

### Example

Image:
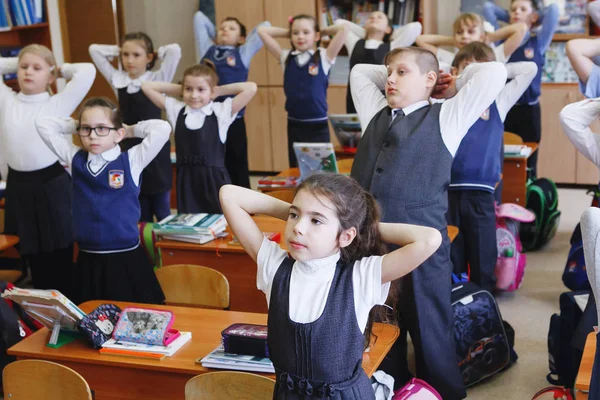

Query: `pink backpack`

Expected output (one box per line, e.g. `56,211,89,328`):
494,203,535,291
393,378,442,399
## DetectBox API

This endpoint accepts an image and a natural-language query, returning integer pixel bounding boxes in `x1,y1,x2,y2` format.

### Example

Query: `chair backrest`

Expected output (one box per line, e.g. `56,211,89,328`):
581,207,600,325
3,359,93,400
265,189,296,203
185,371,275,400
504,131,523,145
156,264,230,308
337,157,354,172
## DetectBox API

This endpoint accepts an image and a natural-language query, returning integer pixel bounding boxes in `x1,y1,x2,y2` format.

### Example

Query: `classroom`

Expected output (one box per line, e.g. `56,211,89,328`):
0,0,599,399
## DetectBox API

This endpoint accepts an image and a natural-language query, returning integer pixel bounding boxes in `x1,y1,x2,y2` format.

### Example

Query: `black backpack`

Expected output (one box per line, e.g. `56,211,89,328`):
520,178,561,251
547,290,596,388
451,281,516,387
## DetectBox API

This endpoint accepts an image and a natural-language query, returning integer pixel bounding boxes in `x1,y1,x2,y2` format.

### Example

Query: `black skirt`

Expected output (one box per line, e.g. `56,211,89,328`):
4,162,73,255
75,245,165,305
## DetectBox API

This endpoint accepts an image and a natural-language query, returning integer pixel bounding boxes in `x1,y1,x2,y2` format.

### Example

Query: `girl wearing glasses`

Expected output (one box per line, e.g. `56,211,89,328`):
35,97,168,304
0,44,95,297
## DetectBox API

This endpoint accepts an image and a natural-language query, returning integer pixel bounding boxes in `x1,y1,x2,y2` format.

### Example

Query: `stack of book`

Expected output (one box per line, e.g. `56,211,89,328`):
0,0,44,29
199,344,274,373
100,332,192,360
154,213,228,245
257,176,300,189
1,288,86,332
504,144,533,158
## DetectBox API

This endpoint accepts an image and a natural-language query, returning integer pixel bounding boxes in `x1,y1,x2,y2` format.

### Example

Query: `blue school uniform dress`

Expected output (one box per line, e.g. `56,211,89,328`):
166,97,235,214
447,103,503,292
195,11,270,188
72,149,164,304
282,48,332,168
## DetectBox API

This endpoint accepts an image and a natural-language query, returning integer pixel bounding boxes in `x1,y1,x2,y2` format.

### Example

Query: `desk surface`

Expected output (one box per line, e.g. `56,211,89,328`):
0,234,18,251
8,301,399,379
576,332,596,391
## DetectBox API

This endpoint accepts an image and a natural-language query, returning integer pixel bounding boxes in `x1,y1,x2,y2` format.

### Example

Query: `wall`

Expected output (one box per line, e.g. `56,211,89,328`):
121,0,198,81
436,0,511,35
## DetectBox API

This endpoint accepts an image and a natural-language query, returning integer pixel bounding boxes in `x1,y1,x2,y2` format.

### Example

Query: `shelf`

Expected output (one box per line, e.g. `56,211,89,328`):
0,22,48,33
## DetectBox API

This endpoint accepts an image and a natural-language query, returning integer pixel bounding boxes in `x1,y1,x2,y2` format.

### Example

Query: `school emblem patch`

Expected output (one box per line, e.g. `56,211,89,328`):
308,63,319,76
109,170,124,189
524,47,534,59
226,55,236,67
480,108,490,121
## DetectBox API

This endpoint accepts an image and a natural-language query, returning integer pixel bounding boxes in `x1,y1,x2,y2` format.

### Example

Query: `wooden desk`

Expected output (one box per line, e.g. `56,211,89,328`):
9,301,400,400
157,216,285,313
576,332,596,393
334,146,357,160
501,143,538,206
259,163,353,193
0,234,20,282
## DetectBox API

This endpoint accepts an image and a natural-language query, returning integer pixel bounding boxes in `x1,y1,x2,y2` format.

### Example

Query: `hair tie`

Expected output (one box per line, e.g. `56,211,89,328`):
49,66,55,71
288,16,294,24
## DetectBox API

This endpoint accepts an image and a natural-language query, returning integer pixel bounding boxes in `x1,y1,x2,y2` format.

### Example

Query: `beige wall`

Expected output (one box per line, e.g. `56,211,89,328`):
122,0,198,82
436,0,511,35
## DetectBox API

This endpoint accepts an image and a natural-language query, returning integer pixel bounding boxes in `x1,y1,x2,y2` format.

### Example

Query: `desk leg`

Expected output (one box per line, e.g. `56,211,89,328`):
502,159,527,206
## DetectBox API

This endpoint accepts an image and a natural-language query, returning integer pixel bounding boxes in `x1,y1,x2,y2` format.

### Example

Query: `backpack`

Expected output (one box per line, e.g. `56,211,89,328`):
547,290,590,388
520,178,561,251
0,281,42,388
393,378,442,399
139,222,159,269
562,183,600,291
531,386,573,400
494,203,535,291
451,280,513,387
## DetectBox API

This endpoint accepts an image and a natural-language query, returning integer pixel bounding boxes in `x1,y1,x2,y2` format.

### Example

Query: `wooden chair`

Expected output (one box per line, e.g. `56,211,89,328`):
265,189,296,203
337,157,354,172
155,264,230,308
185,371,275,400
3,359,93,400
504,131,523,145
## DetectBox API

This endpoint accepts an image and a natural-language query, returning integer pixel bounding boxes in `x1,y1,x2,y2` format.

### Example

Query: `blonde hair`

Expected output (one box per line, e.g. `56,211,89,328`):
453,12,485,35
18,44,58,94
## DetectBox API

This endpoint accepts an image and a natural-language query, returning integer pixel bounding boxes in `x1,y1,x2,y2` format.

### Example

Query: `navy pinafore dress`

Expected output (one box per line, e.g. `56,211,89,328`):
174,108,231,214
267,257,375,400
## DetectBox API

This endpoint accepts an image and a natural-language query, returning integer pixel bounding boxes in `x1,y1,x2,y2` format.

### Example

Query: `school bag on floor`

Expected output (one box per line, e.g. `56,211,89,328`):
520,178,561,251
531,386,573,400
393,378,442,399
547,290,591,388
451,280,513,387
494,203,535,291
563,183,600,291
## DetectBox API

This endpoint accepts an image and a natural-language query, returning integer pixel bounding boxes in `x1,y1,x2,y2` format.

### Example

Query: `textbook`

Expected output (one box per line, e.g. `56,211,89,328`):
161,231,229,245
504,144,533,158
257,176,300,189
328,114,362,148
293,142,338,180
198,344,275,373
154,214,227,235
1,288,86,332
102,331,192,357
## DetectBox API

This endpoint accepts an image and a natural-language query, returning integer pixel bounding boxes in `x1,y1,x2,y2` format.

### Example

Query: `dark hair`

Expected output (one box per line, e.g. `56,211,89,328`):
286,14,321,66
122,31,156,70
222,17,247,39
296,173,397,348
78,97,123,129
511,0,540,12
182,60,219,88
452,41,496,69
367,11,393,43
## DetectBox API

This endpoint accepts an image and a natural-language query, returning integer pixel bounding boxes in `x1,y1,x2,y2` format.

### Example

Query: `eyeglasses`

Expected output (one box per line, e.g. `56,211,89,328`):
77,126,117,137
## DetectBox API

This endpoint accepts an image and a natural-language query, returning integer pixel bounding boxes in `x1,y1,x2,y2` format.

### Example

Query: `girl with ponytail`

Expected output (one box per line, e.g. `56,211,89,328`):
219,173,441,399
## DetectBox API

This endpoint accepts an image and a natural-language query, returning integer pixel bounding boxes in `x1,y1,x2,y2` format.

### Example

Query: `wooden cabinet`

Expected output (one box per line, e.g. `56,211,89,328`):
538,84,600,185
268,87,288,171
245,87,273,171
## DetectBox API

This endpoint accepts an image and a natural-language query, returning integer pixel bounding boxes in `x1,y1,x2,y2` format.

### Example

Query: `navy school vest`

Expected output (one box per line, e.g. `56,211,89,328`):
450,102,503,192
283,51,329,121
72,150,140,251
350,104,452,229
347,39,390,113
203,45,249,117
508,35,544,105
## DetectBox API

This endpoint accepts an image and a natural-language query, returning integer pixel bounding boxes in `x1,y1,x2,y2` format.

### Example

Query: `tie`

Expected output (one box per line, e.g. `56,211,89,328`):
390,109,404,128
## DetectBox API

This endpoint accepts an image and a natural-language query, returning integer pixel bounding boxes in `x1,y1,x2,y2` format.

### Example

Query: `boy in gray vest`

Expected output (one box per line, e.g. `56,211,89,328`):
349,47,507,399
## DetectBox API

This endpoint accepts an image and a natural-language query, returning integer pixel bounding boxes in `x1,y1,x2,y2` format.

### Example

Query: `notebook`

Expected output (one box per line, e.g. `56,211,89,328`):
328,114,362,148
292,142,338,180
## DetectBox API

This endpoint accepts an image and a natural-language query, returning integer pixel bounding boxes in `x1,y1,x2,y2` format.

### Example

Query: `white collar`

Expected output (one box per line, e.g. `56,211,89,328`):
290,49,316,56
17,91,51,103
88,145,121,163
391,100,430,117
296,251,341,276
112,70,152,93
184,101,214,116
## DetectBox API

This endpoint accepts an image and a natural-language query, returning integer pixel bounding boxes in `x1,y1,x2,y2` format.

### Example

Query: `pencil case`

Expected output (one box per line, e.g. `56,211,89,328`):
77,304,122,349
112,307,180,346
221,323,269,358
